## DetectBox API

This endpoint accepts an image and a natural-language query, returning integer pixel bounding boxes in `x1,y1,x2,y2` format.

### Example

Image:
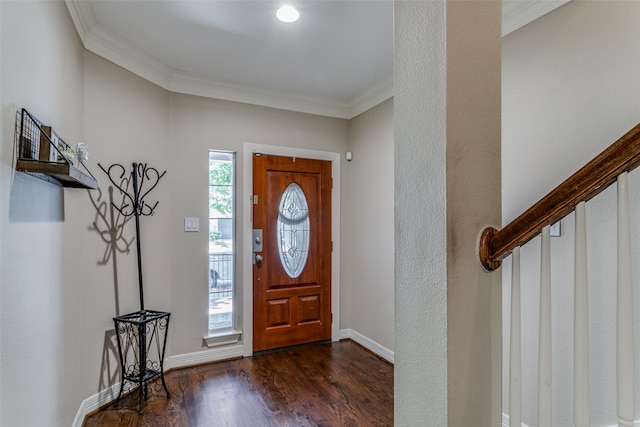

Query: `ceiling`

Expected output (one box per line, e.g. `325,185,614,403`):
65,0,570,119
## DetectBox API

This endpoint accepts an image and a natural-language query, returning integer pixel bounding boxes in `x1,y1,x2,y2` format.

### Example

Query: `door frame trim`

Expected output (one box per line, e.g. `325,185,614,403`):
242,143,341,356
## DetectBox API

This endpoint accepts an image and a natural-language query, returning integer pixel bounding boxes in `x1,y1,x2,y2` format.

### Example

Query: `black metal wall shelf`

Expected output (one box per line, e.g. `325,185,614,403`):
14,108,97,189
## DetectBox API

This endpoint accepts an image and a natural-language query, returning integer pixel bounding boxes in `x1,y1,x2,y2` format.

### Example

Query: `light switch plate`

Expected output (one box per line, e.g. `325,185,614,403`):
550,221,561,237
184,217,199,232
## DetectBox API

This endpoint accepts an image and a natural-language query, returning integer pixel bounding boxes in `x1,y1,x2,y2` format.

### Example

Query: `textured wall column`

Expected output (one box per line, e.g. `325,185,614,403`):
395,1,447,424
394,1,501,425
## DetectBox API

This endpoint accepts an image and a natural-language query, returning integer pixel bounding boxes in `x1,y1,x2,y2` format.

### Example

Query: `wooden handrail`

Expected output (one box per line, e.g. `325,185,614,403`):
480,123,640,271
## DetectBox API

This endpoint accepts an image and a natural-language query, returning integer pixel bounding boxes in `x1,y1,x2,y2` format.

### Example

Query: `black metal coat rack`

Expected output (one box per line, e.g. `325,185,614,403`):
99,162,166,312
99,162,171,414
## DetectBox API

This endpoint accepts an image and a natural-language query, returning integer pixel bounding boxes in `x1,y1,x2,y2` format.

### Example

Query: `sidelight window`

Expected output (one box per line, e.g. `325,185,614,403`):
208,151,235,331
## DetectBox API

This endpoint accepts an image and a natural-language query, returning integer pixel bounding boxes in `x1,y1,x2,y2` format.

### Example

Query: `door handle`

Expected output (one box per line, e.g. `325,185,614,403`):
255,254,263,263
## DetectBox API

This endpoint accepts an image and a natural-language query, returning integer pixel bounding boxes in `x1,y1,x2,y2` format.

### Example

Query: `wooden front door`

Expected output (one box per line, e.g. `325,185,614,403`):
252,154,332,352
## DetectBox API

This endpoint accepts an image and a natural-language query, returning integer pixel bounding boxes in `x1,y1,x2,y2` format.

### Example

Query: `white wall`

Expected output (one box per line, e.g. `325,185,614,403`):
502,1,640,426
345,98,394,352
394,4,448,422
81,50,173,399
1,2,87,426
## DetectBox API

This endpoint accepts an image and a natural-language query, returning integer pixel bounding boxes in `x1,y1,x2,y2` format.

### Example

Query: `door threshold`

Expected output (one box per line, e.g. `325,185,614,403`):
252,339,332,356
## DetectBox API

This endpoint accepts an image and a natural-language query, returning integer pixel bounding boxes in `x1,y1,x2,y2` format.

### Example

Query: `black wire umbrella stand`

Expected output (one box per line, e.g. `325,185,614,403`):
99,162,171,414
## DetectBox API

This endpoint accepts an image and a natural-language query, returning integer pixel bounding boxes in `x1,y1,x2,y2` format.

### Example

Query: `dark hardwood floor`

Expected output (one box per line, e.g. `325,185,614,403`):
84,339,393,427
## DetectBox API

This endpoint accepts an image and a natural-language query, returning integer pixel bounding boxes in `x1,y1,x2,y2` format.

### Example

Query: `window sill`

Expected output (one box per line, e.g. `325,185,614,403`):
203,330,242,348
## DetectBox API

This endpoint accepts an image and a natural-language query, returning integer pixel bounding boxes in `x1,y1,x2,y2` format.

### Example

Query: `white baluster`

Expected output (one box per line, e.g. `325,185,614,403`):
574,202,589,426
617,172,634,427
538,225,552,427
510,246,522,427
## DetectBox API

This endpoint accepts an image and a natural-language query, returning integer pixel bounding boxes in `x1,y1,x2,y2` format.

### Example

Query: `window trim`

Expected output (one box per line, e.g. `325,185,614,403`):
203,330,242,348
206,150,237,335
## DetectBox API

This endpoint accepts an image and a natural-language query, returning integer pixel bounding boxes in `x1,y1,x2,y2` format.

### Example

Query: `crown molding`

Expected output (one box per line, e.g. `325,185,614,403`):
65,0,95,40
66,0,173,89
67,0,571,118
348,76,394,119
169,71,354,119
503,0,572,36
66,0,365,119
86,24,175,89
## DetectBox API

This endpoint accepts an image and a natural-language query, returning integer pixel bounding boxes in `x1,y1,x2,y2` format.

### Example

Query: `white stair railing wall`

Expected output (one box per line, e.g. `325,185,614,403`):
500,169,640,426
616,172,634,427
574,200,590,427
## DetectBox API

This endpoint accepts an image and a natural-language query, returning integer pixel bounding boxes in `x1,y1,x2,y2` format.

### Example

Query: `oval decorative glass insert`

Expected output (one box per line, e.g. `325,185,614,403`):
277,182,310,278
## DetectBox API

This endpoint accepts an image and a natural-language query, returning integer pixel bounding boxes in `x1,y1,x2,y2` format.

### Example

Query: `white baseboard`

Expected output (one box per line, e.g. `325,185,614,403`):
604,421,639,427
339,328,394,364
502,413,640,427
502,413,530,427
72,344,244,427
72,384,120,427
164,343,244,370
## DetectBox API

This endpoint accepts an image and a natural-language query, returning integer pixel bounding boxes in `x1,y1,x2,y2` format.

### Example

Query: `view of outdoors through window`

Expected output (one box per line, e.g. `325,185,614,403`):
209,151,235,330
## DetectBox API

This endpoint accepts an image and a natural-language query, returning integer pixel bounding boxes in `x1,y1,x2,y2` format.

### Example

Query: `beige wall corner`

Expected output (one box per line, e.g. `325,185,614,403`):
446,1,502,425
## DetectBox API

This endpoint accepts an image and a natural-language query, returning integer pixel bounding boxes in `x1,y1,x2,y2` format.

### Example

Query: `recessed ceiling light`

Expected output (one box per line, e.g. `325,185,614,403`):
276,5,300,23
